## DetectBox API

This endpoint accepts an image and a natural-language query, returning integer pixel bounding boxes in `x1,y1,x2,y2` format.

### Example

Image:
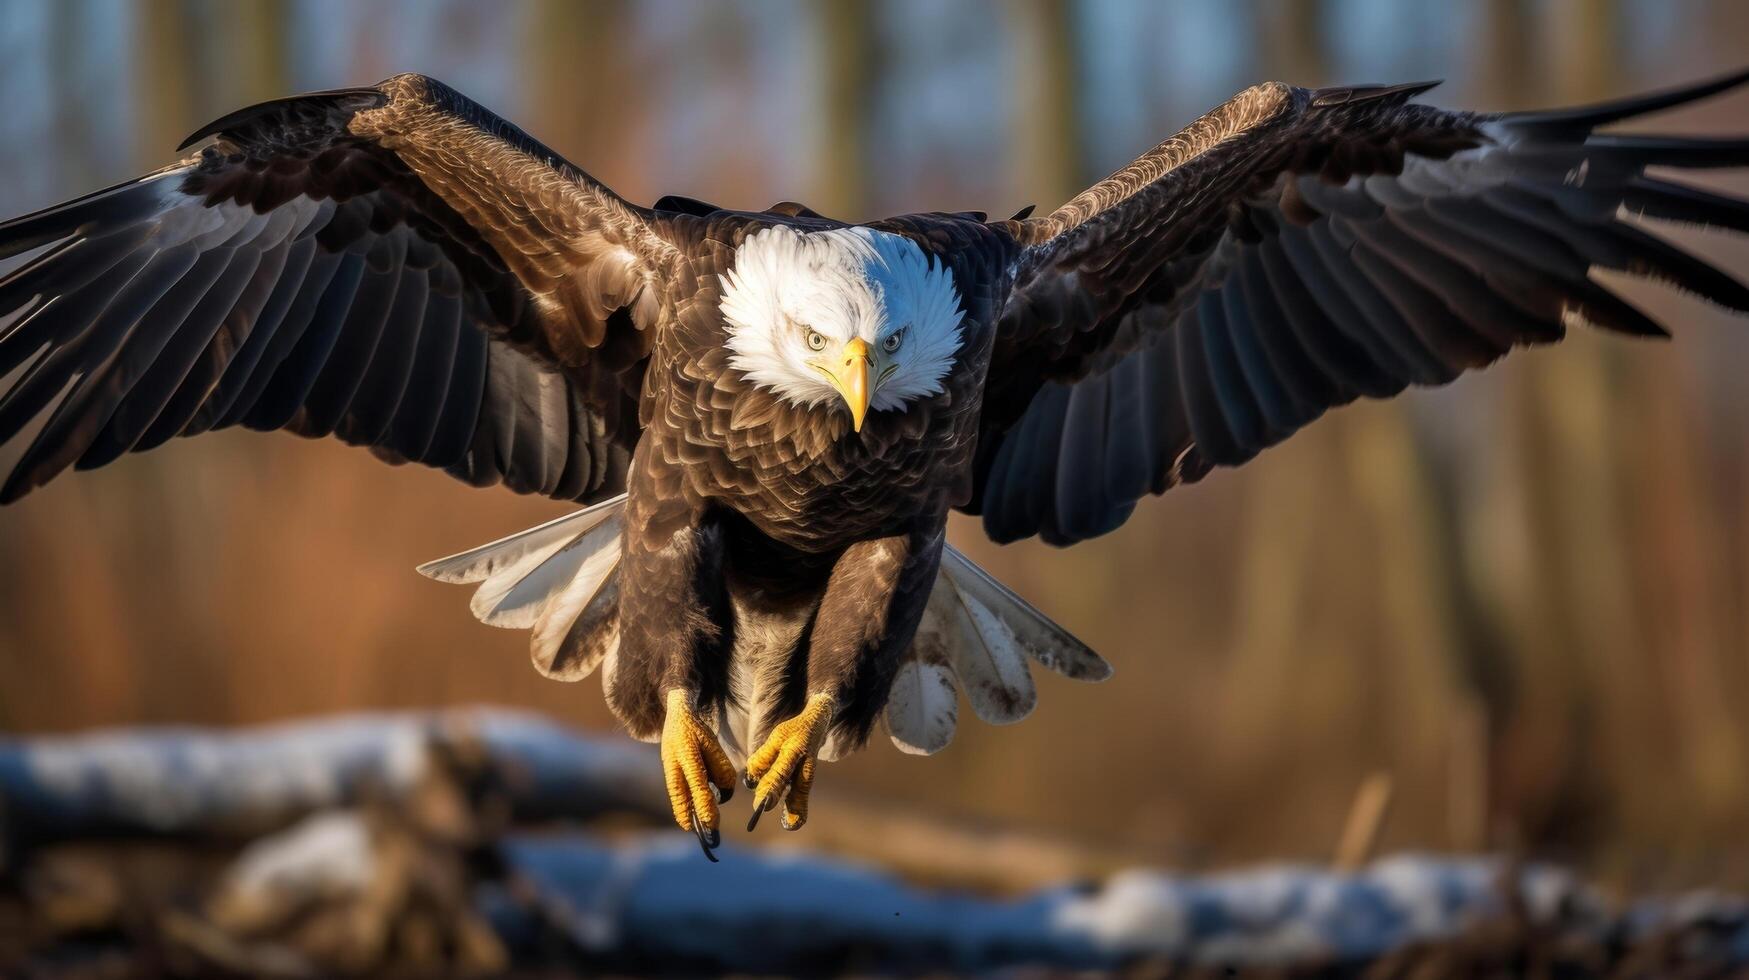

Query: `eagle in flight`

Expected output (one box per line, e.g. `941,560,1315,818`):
3,71,1748,859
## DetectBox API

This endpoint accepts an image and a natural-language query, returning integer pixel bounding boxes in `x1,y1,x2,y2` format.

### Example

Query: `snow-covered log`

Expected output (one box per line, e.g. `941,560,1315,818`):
4,714,1749,974
0,710,665,844
498,837,1603,971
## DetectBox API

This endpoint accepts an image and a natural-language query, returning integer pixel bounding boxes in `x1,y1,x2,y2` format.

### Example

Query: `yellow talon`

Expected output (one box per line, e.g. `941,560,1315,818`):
745,692,834,831
660,689,737,858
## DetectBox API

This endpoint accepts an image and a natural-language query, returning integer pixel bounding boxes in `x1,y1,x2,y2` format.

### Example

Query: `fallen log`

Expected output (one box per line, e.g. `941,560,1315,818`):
0,709,666,847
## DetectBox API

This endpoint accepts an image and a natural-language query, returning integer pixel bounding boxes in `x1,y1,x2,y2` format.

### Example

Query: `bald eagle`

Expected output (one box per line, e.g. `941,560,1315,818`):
3,71,1748,859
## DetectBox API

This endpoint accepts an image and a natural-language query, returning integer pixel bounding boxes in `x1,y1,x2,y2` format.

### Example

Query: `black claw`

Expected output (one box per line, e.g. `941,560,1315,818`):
689,810,720,863
747,802,764,833
742,772,757,790
714,782,734,805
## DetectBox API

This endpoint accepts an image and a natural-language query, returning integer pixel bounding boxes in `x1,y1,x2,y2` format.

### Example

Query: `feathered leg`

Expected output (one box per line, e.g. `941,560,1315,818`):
746,524,945,830
609,466,736,858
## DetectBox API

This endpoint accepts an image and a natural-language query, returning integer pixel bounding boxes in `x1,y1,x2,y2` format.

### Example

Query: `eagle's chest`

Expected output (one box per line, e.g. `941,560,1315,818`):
652,340,987,552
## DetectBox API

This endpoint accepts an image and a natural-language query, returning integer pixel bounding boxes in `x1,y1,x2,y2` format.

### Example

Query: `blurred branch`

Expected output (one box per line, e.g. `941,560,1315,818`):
1333,773,1394,871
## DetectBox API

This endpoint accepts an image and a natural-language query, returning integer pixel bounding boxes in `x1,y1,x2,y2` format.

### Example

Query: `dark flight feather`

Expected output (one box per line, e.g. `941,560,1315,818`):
0,73,675,504
974,68,1749,545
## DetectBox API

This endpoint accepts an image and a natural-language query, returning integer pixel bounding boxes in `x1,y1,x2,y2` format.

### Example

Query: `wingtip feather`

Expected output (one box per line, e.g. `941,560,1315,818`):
1508,65,1749,133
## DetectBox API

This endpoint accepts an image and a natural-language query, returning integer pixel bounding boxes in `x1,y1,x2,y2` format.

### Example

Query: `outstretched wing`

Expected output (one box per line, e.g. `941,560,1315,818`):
0,73,676,504
971,70,1749,545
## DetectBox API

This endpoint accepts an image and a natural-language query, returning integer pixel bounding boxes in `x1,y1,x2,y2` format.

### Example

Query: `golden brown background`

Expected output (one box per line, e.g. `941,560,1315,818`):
2,0,1748,889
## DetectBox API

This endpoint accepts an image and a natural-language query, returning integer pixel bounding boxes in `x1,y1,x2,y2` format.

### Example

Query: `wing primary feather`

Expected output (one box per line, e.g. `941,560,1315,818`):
1100,351,1152,503
1563,281,1670,337
1217,263,1309,433
0,244,226,500
1601,223,1749,312
1196,282,1273,452
0,228,158,376
1423,193,1591,281
74,246,256,469
1234,243,1345,410
153,231,300,437
1408,198,1587,330
387,287,462,462
339,263,429,447
243,250,366,431
1359,211,1552,350
219,247,344,428
1489,184,1749,311
1306,219,1456,384
1505,66,1749,133
552,387,599,502
978,411,1031,542
1174,305,1247,465
1255,235,1396,399
1342,223,1504,369
1275,222,1418,385
0,172,185,260
427,329,488,469
1580,134,1749,170
1053,377,1112,542
1621,176,1749,235
296,237,408,438
1015,383,1071,542
1142,332,1203,491
0,246,164,451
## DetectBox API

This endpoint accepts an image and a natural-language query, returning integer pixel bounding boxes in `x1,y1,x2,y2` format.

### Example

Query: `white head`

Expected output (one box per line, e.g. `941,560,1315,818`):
719,225,964,431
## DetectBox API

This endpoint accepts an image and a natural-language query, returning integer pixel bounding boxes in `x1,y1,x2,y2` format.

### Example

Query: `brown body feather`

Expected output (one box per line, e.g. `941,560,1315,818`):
606,212,1015,748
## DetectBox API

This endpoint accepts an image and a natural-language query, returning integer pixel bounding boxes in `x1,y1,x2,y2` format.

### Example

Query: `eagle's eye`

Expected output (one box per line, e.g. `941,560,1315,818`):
805,329,827,352
882,328,906,354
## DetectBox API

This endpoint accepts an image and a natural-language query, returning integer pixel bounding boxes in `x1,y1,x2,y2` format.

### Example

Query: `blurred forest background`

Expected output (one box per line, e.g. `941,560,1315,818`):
1,0,1747,891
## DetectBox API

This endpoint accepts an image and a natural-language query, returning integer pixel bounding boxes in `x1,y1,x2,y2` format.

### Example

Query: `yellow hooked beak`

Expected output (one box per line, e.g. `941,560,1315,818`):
824,337,872,431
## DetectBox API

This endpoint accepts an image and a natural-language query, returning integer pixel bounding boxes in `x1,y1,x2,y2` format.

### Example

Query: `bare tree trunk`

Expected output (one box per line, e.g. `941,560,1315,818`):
133,0,200,168
230,0,291,105
1006,0,1085,208
815,0,875,219
1259,0,1328,86
525,0,630,166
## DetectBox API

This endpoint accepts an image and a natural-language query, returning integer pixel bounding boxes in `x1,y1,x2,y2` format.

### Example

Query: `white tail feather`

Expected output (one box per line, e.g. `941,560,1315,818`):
932,569,1037,725
418,505,1109,758
884,596,960,755
527,525,623,680
939,545,1112,682
415,501,618,583
417,495,627,681
879,546,1110,754
472,532,596,628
